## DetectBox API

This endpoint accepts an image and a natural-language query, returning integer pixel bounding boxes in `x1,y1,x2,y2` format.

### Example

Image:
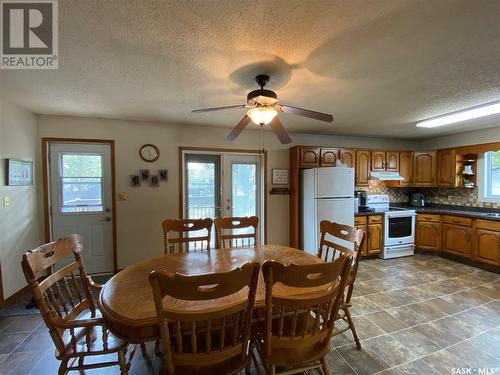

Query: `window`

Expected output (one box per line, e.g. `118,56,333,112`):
60,153,104,213
483,151,500,200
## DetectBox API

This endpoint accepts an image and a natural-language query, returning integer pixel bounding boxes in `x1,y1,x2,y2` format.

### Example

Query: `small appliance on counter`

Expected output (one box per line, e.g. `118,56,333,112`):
410,193,425,207
355,190,375,212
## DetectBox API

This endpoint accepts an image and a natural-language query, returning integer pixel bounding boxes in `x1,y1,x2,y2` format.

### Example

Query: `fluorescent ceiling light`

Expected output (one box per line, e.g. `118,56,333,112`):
416,101,500,128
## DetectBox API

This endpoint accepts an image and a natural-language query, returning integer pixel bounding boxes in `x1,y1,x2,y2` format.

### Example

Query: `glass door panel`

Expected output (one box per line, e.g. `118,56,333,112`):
184,154,221,247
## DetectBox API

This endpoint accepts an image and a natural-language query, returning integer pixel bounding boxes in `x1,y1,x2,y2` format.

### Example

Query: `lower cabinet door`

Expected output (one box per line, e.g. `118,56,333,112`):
367,223,383,255
416,221,441,252
474,229,500,266
442,224,471,257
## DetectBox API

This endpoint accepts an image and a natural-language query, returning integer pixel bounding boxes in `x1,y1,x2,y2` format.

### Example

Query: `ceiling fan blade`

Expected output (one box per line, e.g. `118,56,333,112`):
269,117,292,144
192,104,246,113
224,115,251,142
279,104,334,123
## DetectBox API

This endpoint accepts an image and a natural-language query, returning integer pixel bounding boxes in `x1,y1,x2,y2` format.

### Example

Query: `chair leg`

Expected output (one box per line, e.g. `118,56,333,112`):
320,356,330,375
118,348,128,374
140,342,148,357
58,359,68,375
344,305,361,350
269,365,276,375
154,339,161,356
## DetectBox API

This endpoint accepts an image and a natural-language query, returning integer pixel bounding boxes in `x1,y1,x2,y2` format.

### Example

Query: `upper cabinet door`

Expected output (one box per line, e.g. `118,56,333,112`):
371,151,386,171
437,149,456,187
386,152,400,171
339,149,356,168
356,150,371,186
299,147,320,167
320,148,339,167
413,151,437,186
399,151,412,186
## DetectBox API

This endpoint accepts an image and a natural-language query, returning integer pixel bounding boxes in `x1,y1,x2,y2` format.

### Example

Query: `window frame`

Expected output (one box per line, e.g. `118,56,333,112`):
479,151,500,202
58,152,105,214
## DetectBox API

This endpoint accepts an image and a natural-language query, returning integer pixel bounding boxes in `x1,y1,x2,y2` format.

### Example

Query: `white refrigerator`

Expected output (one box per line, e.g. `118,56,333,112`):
301,167,355,255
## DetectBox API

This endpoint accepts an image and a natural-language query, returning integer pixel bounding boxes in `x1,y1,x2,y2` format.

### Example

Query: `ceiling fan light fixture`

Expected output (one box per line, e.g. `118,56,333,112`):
247,106,278,126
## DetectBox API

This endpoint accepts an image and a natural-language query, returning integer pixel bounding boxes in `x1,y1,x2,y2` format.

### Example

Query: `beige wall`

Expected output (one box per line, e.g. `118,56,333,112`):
0,99,40,299
419,126,500,150
37,115,419,269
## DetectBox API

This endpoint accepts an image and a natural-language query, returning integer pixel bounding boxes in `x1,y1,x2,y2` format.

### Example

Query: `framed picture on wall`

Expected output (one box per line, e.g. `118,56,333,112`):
150,175,159,187
272,169,289,185
5,159,33,186
159,169,168,180
140,169,150,180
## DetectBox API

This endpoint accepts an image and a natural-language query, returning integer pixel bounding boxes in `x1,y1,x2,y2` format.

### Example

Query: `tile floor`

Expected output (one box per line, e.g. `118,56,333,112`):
0,254,499,374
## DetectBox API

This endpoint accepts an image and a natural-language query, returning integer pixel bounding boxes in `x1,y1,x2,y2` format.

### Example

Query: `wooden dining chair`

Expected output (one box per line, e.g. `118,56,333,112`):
317,220,365,350
21,235,132,375
149,262,260,375
162,218,213,254
214,216,259,249
253,255,351,375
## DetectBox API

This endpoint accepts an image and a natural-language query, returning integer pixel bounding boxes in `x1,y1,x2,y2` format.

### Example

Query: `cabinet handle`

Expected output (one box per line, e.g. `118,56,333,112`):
452,220,460,224
465,233,470,240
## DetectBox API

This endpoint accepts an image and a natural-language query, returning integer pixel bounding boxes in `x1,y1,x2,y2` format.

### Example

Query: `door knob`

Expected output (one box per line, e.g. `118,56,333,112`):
101,216,112,222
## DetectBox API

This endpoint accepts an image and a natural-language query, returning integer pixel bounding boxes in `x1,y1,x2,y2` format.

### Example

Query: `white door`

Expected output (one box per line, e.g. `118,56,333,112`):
49,143,114,274
222,154,262,244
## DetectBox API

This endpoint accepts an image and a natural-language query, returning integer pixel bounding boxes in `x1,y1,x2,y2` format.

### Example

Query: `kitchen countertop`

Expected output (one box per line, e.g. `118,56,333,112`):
355,204,500,221
355,211,384,217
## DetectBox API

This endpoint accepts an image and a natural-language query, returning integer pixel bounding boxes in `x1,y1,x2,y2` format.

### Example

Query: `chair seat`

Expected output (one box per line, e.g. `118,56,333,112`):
161,354,248,375
254,335,329,367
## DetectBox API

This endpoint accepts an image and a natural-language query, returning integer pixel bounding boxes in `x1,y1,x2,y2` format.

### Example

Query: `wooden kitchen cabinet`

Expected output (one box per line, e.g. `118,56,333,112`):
413,151,436,186
437,149,456,187
371,151,386,171
355,150,371,186
386,152,399,171
416,221,441,252
442,223,472,258
320,148,339,166
367,222,383,255
299,147,320,167
339,149,356,168
473,219,500,266
371,151,399,172
399,151,412,186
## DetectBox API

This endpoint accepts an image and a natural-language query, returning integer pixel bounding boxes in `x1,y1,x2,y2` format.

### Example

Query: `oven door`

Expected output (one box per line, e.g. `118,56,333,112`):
384,212,415,246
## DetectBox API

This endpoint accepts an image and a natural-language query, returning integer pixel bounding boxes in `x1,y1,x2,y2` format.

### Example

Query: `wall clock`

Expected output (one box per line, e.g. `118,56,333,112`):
139,144,159,162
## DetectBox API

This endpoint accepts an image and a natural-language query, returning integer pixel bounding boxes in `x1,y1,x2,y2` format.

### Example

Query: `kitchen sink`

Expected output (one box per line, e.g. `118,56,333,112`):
481,212,500,218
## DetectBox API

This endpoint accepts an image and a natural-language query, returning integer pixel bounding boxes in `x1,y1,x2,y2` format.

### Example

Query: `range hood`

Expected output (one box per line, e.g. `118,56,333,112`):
370,171,404,181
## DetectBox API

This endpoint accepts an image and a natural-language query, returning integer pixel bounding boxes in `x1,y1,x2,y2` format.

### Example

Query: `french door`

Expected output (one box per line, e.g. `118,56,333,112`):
183,151,263,246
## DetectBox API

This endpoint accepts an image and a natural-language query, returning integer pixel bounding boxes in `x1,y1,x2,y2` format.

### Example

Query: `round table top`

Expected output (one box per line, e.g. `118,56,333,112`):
98,245,322,342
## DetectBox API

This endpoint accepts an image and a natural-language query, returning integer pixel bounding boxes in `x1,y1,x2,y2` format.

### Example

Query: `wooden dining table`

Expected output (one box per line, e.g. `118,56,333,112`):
98,244,323,343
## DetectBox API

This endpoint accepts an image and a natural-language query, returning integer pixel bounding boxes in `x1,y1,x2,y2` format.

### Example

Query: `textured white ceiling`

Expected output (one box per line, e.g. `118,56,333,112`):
1,0,500,139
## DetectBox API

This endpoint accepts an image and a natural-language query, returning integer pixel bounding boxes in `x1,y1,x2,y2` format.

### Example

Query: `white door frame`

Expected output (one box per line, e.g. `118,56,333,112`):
42,138,117,273
179,147,267,245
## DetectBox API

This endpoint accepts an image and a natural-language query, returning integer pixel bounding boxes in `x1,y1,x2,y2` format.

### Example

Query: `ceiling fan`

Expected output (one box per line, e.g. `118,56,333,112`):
192,74,334,144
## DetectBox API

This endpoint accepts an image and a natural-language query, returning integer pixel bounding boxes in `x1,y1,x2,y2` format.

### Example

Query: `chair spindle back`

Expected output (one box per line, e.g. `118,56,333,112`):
162,218,213,254
214,216,258,249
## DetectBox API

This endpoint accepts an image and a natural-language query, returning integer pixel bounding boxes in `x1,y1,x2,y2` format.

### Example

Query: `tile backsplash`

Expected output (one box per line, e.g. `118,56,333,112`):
356,180,500,209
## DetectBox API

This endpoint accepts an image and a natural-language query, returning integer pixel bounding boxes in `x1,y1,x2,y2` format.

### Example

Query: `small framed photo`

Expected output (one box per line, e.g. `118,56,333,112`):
159,169,168,180
272,169,289,185
5,159,33,186
130,175,140,187
149,175,159,187
140,169,150,180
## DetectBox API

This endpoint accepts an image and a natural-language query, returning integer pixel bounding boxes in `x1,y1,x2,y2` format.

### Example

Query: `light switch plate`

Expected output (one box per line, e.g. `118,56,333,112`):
3,196,10,207
118,192,128,201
